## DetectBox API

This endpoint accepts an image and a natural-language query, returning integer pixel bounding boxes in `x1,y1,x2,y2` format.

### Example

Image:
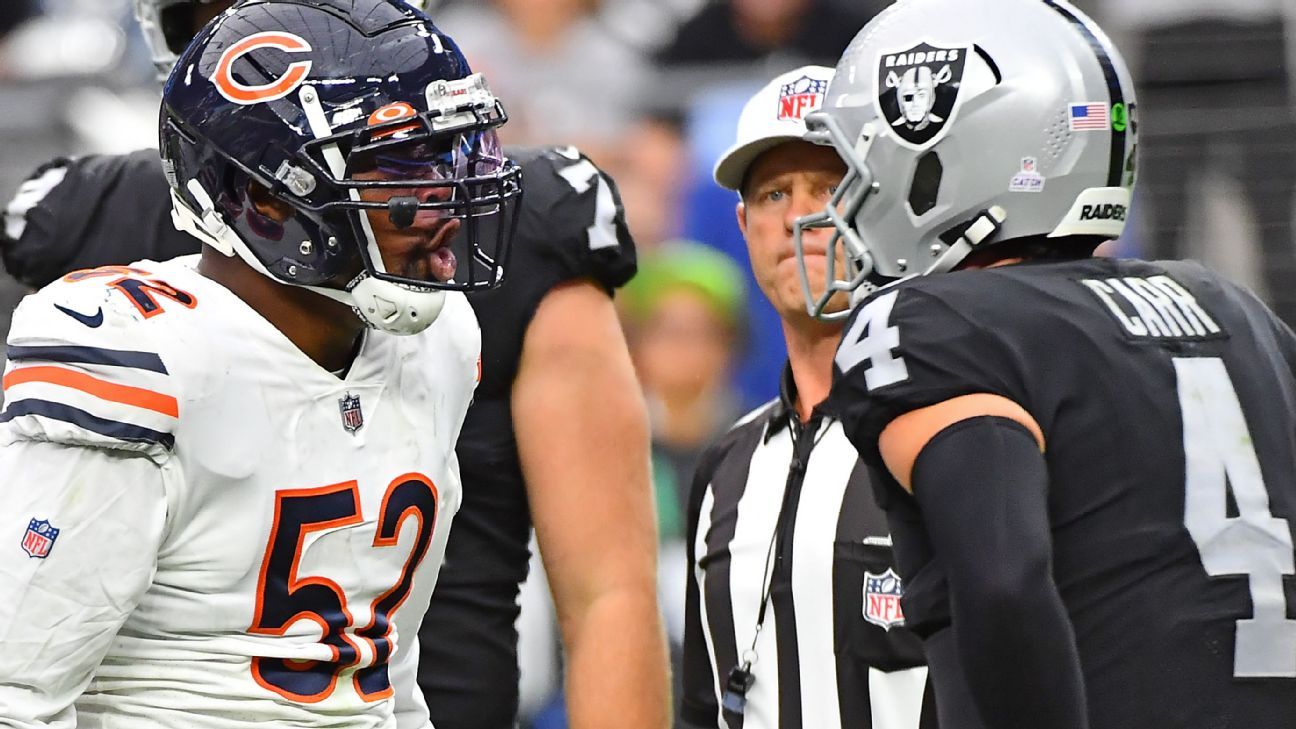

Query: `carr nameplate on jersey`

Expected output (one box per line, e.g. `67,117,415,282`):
1078,274,1228,341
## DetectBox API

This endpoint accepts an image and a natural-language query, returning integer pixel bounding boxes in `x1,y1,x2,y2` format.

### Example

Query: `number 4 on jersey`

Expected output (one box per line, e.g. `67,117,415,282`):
836,290,910,390
1176,357,1296,678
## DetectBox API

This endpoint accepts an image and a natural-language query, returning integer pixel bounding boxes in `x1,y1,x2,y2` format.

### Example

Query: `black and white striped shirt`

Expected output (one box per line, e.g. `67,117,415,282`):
681,371,935,729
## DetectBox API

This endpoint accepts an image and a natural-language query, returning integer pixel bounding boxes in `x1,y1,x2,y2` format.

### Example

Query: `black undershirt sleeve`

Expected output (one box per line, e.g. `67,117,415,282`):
909,416,1088,729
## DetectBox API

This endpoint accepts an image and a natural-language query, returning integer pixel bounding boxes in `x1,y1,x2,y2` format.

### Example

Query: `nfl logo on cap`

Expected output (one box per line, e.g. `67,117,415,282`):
21,518,59,559
777,75,829,121
863,568,906,630
339,392,364,434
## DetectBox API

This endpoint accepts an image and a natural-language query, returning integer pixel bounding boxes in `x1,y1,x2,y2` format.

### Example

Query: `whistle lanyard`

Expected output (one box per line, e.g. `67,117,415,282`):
722,414,828,716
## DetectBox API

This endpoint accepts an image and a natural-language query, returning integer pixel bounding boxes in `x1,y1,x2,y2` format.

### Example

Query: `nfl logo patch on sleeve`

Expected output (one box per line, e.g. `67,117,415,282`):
863,568,906,630
21,518,59,559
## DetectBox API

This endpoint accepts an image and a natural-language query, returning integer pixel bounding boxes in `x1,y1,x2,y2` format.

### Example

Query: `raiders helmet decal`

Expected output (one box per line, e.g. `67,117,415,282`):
877,42,969,149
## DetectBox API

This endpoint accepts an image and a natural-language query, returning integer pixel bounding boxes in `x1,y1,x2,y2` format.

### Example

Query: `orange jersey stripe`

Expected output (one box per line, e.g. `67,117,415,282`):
3,365,179,418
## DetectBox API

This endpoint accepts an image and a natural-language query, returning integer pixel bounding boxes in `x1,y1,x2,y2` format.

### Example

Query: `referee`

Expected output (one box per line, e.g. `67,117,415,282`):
680,67,936,729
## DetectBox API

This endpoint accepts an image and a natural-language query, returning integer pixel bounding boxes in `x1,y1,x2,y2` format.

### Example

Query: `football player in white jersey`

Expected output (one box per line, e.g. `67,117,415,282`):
0,1,522,727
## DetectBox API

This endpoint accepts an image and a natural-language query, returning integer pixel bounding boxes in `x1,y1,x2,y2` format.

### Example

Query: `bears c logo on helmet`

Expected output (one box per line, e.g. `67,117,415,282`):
211,31,313,105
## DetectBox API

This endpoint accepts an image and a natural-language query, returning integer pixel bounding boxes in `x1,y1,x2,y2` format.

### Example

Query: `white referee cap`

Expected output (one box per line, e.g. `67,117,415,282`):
713,65,836,192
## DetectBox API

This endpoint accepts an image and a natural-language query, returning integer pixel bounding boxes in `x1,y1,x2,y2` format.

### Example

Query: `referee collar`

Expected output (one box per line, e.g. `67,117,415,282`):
765,363,824,443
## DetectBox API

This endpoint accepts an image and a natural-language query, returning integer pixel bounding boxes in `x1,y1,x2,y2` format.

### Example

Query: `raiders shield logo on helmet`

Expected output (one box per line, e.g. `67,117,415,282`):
877,42,969,149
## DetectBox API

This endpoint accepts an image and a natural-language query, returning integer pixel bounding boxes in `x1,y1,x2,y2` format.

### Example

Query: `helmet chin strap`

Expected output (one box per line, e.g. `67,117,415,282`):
924,206,1008,275
172,182,447,336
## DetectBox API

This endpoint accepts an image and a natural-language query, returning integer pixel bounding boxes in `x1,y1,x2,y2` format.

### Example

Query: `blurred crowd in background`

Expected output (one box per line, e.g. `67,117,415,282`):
2,0,1296,726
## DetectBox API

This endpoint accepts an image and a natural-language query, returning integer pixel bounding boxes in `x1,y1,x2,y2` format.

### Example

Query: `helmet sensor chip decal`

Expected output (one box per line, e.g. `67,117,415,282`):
877,42,969,149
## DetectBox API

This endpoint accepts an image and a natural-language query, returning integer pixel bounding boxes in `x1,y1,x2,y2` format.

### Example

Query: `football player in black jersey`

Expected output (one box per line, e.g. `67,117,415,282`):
1,2,669,728
793,1,1296,728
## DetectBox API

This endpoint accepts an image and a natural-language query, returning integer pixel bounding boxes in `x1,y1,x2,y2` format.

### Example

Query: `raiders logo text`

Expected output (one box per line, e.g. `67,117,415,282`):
1079,203,1126,222
884,48,961,68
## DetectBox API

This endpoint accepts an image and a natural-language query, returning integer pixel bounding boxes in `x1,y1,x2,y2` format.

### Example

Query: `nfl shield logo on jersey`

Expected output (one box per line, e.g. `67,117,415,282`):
21,518,59,559
338,392,364,434
863,568,906,630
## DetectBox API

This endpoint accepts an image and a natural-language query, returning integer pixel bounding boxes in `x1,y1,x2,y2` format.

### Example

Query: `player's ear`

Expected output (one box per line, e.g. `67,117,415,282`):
246,180,294,223
735,200,748,238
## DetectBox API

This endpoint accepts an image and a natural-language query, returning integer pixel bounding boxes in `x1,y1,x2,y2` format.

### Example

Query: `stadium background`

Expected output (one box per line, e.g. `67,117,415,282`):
1,1,1293,726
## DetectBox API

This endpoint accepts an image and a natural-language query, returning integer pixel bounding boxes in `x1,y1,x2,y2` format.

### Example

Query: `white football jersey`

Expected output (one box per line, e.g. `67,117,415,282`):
0,257,480,729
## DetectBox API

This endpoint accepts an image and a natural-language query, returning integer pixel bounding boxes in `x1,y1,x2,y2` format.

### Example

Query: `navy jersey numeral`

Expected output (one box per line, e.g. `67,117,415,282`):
249,475,439,703
353,475,440,700
63,265,198,318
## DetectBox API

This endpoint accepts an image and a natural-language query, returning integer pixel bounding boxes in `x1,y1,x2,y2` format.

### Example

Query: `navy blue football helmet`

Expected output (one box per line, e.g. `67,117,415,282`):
160,0,521,334
133,0,433,81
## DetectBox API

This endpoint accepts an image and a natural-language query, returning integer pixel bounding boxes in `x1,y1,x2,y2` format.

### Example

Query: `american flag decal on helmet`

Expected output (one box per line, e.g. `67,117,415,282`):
21,518,59,559
339,392,364,434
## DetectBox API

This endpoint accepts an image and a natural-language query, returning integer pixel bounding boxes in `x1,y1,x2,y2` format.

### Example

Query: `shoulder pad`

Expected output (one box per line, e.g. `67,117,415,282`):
503,145,637,291
1,150,194,290
2,265,187,460
2,157,74,285
825,280,1028,465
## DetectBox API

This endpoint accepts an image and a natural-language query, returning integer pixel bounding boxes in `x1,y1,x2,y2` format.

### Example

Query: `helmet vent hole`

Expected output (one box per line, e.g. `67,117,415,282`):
908,151,943,217
973,45,1002,85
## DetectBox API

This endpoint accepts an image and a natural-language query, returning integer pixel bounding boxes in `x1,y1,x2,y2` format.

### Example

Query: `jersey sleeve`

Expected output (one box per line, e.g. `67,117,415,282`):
471,146,638,399
509,145,637,294
2,275,180,462
0,438,173,728
823,282,1029,473
822,281,1030,655
0,151,199,290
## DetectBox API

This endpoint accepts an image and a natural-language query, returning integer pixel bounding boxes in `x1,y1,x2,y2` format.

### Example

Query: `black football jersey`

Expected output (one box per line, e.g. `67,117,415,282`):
824,257,1296,728
415,146,636,729
1,145,637,729
1,151,197,289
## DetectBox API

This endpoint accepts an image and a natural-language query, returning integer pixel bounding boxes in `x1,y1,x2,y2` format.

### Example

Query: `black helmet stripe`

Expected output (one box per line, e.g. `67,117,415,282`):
1043,0,1127,188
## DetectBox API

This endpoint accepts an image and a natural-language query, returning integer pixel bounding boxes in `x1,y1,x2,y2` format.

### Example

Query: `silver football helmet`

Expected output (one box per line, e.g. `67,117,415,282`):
795,0,1138,320
133,0,226,80
134,0,431,80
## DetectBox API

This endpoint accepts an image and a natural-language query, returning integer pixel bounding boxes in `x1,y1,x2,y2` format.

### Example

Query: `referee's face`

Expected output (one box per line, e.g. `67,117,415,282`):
737,141,847,323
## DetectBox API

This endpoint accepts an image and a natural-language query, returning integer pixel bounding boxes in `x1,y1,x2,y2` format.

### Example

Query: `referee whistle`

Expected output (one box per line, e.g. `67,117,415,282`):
722,664,755,714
